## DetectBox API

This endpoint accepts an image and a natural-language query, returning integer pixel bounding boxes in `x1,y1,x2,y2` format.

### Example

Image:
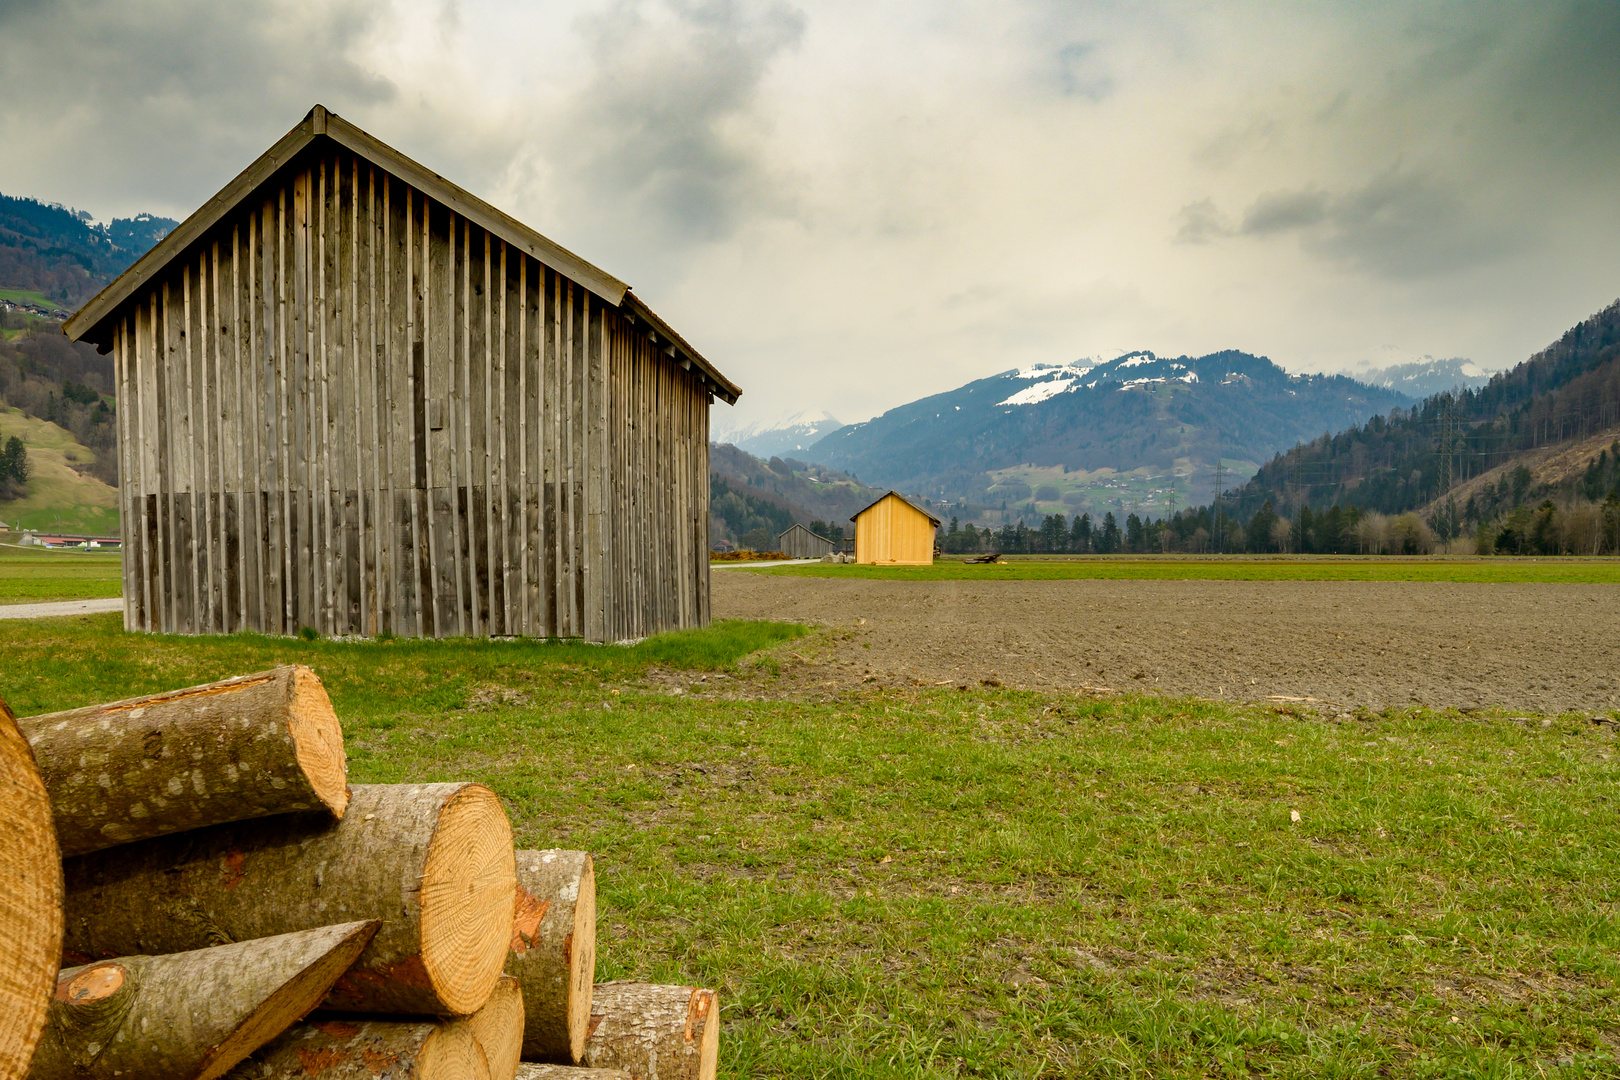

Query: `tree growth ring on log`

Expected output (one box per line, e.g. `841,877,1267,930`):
20,665,349,857
0,698,63,1080
469,975,524,1080
64,783,516,1016
29,920,378,1080
506,850,595,1064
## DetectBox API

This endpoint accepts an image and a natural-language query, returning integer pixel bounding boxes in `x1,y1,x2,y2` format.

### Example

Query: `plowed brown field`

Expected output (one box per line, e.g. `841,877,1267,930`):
713,571,1620,714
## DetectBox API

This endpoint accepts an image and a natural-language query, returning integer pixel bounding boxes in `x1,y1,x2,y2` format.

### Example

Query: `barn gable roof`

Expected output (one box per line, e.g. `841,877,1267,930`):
778,523,832,541
63,104,740,403
849,490,942,525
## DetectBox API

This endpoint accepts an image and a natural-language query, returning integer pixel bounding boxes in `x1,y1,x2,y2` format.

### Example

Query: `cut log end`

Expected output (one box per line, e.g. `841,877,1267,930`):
194,919,379,1080
0,705,63,1080
36,922,381,1080
55,962,124,1004
24,665,351,857
695,989,719,1080
469,976,524,1080
422,1019,493,1080
568,860,597,1064
287,665,349,818
420,783,518,1015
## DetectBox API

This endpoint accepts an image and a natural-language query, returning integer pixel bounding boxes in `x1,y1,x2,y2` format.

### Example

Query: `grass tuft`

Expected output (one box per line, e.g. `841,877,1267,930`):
628,619,807,668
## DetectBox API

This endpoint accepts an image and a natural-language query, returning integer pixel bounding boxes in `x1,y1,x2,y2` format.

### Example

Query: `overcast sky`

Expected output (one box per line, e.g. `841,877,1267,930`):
2,0,1616,430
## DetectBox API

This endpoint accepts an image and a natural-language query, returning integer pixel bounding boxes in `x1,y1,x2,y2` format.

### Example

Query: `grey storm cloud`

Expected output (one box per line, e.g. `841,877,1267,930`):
1171,1,1620,283
1173,199,1228,245
0,0,396,216
557,0,806,246
1240,191,1329,236
1231,173,1515,280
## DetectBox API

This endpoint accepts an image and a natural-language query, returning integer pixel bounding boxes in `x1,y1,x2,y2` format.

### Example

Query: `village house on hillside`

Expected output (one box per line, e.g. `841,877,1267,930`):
65,105,740,642
851,491,940,565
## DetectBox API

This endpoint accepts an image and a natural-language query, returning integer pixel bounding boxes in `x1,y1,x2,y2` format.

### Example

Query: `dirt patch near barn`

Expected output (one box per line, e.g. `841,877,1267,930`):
710,572,1620,714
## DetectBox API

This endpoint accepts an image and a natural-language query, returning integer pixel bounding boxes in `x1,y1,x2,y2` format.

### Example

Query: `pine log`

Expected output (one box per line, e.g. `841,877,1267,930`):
223,1017,490,1079
515,1067,629,1080
28,920,377,1080
19,666,348,857
469,976,523,1080
506,851,595,1064
580,983,717,1080
0,699,62,1080
64,783,516,1016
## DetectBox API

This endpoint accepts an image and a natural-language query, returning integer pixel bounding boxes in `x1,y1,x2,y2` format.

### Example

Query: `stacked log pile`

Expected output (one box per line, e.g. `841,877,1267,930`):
0,668,721,1080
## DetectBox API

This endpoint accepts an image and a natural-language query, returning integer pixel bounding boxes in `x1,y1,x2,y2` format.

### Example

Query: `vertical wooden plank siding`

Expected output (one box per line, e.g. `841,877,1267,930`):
108,146,718,641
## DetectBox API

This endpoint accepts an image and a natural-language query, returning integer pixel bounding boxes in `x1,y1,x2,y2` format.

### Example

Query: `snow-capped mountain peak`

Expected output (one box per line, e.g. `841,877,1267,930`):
714,408,845,459
1356,356,1493,397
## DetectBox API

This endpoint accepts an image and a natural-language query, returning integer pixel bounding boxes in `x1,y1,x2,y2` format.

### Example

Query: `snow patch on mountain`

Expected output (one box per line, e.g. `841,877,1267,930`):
1356,356,1493,397
715,408,845,458
998,378,1078,406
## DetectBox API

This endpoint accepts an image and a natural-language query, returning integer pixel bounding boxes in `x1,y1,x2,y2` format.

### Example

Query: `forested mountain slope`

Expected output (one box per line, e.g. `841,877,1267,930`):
806,350,1411,499
1230,299,1620,523
0,191,175,308
709,442,892,550
0,191,176,509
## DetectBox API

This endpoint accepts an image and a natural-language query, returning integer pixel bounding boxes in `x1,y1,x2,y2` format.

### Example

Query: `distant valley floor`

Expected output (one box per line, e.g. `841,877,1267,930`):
713,573,1620,715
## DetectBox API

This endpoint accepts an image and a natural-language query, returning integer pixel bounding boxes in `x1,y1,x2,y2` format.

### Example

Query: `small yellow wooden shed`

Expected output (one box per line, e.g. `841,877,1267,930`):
850,491,941,565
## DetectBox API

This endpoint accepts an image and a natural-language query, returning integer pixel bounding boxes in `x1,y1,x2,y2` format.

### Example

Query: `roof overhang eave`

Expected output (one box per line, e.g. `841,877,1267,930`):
619,292,740,404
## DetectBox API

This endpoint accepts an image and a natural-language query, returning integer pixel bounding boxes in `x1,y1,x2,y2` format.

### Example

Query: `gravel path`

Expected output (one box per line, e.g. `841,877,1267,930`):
0,598,123,620
713,573,1620,714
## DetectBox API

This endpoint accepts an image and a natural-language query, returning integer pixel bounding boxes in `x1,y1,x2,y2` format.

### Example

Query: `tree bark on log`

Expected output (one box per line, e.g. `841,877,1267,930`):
579,983,718,1080
28,920,378,1080
224,1018,490,1079
505,851,595,1064
468,976,523,1080
515,1066,629,1080
63,783,516,1016
0,699,62,1080
20,666,348,858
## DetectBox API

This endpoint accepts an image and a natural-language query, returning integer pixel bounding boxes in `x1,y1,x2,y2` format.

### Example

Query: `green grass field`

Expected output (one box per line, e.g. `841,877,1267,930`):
4,615,1618,1078
0,546,122,602
759,555,1620,584
0,407,122,536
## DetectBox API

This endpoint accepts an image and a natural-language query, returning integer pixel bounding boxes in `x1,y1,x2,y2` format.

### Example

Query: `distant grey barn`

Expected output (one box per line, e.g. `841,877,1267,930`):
65,105,740,642
777,523,835,559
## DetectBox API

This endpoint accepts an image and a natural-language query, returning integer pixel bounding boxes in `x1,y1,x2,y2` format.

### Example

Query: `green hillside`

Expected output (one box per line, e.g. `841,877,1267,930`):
0,407,119,535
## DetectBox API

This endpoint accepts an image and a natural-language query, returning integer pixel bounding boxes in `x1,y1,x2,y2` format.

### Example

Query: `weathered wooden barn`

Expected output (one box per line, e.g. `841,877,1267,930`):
850,492,940,565
776,523,835,559
65,105,740,642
